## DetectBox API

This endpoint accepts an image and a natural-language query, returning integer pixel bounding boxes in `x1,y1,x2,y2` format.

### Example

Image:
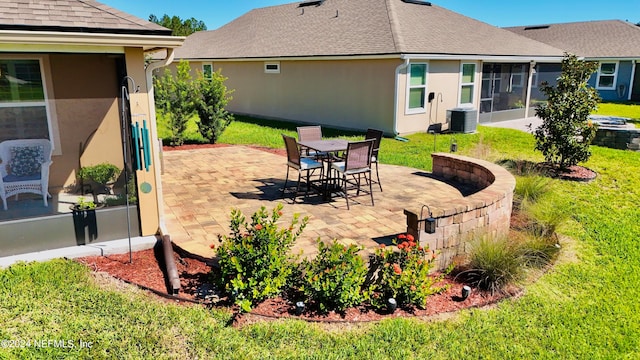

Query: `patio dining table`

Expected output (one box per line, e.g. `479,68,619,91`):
298,139,349,199
298,139,349,154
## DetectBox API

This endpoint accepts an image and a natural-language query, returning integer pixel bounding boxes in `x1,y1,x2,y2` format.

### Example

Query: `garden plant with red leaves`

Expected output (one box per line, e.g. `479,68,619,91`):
368,234,450,310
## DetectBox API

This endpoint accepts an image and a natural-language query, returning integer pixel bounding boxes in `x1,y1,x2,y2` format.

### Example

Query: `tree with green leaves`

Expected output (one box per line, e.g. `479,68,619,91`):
148,14,206,36
153,60,195,146
534,53,600,171
194,70,234,144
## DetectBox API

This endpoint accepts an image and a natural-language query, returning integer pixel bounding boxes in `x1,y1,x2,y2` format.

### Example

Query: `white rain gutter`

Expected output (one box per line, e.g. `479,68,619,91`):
404,53,564,63
393,56,411,136
0,30,184,50
144,48,175,236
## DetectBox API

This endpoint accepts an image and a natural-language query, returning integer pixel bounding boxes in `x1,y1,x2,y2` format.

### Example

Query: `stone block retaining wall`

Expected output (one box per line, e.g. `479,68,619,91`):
404,153,516,270
593,128,640,150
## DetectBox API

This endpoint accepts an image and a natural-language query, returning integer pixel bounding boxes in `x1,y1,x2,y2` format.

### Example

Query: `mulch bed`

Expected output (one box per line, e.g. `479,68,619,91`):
76,246,517,325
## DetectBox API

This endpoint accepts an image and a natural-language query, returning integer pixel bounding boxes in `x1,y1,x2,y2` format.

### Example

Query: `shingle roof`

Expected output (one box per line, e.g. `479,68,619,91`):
505,20,640,58
176,0,563,60
0,0,170,35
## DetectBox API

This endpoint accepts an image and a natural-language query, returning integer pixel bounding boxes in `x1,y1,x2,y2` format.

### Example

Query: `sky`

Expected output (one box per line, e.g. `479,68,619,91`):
99,0,640,31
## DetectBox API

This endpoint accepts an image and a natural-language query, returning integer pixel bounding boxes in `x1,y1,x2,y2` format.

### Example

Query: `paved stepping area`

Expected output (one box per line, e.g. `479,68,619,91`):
162,146,464,259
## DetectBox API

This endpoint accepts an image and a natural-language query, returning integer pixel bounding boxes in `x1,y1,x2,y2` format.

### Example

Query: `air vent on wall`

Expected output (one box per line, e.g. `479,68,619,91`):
401,0,432,5
299,0,325,7
524,25,550,30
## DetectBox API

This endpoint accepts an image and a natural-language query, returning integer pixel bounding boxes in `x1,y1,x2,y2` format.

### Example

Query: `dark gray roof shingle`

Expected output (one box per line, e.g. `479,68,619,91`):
505,20,640,58
0,0,170,34
176,0,563,59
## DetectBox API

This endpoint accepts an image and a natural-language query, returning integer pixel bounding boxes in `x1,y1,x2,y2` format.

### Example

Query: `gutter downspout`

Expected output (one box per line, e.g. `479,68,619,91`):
145,49,180,293
144,48,175,236
394,56,411,138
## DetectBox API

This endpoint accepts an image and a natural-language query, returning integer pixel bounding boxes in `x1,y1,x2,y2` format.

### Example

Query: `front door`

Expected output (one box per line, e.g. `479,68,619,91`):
480,64,501,121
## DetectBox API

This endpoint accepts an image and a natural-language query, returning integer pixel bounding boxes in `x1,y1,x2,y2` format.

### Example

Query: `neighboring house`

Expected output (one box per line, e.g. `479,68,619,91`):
0,0,183,257
506,20,640,102
173,0,565,133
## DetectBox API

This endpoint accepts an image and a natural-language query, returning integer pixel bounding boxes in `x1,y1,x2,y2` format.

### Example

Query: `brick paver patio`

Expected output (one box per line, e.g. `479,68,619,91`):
161,146,464,259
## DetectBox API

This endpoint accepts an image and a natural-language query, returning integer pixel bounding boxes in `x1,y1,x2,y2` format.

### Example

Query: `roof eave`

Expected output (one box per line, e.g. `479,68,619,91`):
402,53,565,62
177,53,404,62
0,30,185,51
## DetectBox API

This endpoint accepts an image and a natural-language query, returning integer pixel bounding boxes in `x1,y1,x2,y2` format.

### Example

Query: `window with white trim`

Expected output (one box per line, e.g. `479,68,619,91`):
406,63,428,113
0,59,51,143
202,63,213,80
596,62,618,90
459,63,476,106
264,62,280,74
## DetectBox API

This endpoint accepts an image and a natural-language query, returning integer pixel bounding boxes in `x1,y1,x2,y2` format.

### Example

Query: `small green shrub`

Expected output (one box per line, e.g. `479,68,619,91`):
520,199,569,239
74,196,96,210
462,236,525,294
516,233,561,269
78,163,120,185
369,234,448,309
299,241,369,313
154,60,196,146
497,159,546,177
514,176,552,204
214,204,307,312
534,53,600,170
194,69,234,144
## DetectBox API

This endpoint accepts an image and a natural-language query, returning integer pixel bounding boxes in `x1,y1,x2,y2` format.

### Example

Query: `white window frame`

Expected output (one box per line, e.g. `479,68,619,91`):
264,62,280,74
405,62,429,114
0,55,60,154
202,62,213,79
458,63,476,107
596,61,618,90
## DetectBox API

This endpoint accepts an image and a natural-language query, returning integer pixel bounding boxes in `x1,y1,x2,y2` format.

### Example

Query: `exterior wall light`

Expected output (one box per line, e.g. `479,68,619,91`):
420,204,437,234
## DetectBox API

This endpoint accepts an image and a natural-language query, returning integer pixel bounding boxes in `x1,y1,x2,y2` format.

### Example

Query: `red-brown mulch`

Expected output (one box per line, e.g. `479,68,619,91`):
76,247,516,325
553,165,597,182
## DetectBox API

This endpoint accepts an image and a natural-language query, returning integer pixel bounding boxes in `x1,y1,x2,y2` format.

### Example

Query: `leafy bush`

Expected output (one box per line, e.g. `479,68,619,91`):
534,53,600,170
194,70,234,144
298,241,369,313
154,60,196,146
214,204,307,312
74,196,96,210
78,163,120,185
369,234,448,309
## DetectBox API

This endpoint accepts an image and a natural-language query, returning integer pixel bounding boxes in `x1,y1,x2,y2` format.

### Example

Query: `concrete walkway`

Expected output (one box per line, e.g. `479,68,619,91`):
482,116,542,133
161,146,464,259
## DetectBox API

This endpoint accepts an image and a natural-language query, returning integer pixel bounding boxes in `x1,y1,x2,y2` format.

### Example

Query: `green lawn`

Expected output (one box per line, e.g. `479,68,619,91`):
2,108,640,358
594,102,640,127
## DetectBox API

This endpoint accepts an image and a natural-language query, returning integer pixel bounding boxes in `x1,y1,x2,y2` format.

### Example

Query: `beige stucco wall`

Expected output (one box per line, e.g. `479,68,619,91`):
192,59,400,134
395,60,480,135
174,58,481,136
48,53,123,191
47,50,159,236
